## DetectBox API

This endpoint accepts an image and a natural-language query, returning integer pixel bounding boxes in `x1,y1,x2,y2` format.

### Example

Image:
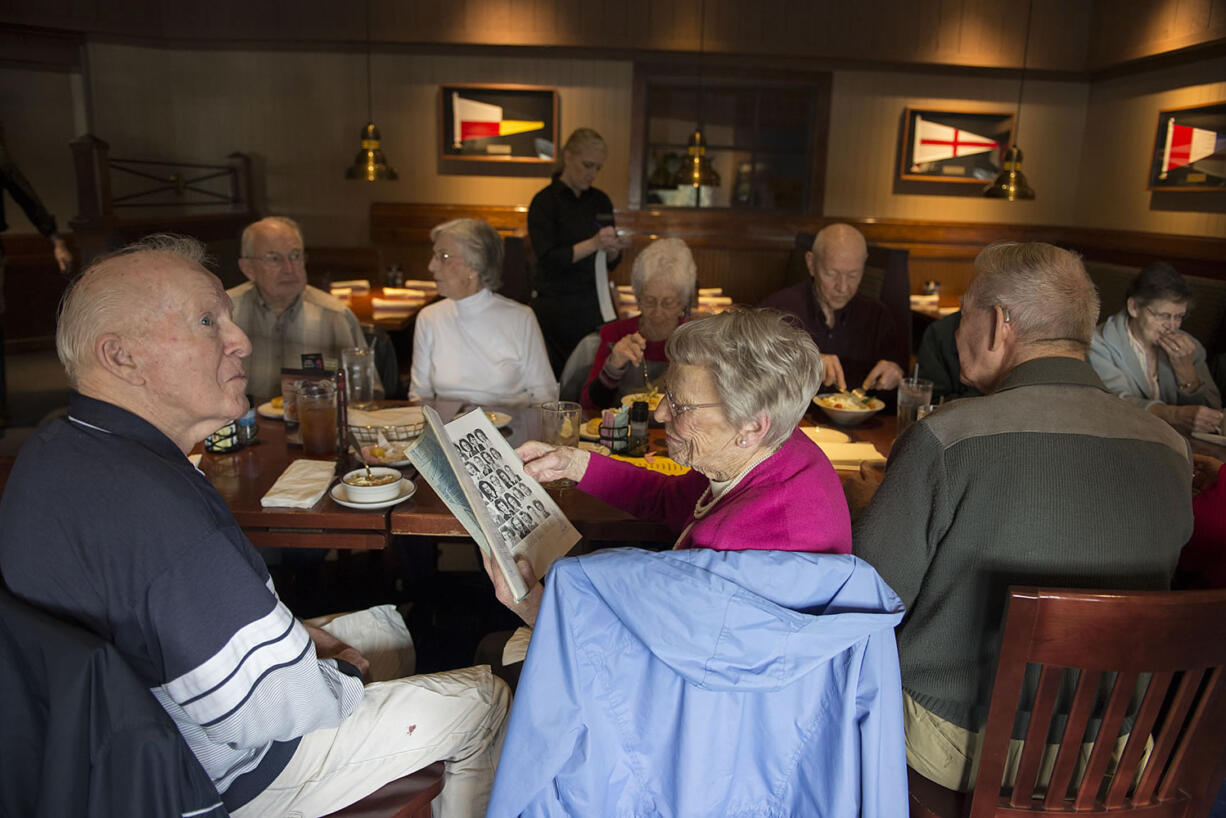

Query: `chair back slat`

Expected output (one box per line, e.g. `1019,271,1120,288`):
1104,671,1173,808
1135,667,1204,803
1073,670,1140,810
1010,665,1064,806
1043,668,1102,808
966,587,1226,818
1158,667,1223,803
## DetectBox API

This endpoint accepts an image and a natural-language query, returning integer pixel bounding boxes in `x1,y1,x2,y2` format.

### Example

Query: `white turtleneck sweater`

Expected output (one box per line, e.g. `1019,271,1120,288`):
410,287,558,408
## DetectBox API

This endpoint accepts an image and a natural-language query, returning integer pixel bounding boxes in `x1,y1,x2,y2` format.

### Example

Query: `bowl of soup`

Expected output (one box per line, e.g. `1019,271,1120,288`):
341,466,403,502
812,393,885,427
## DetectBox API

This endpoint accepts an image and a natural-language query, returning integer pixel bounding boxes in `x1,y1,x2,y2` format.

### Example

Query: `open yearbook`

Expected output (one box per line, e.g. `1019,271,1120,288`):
405,406,581,601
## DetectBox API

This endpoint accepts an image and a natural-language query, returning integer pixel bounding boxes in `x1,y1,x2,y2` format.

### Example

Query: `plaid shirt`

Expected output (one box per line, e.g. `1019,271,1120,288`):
228,282,367,401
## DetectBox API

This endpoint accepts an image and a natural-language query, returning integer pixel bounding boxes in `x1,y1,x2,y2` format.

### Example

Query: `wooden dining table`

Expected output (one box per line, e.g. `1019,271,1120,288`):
192,397,899,552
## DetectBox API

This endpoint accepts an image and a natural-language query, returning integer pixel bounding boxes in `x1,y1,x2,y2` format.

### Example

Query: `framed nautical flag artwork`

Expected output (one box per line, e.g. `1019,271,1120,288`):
899,109,1014,185
439,84,558,165
1147,102,1226,191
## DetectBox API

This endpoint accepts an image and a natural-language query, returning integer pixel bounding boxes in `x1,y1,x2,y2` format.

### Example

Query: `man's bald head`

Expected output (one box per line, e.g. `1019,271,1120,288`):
57,235,210,388
811,223,867,262
806,223,869,316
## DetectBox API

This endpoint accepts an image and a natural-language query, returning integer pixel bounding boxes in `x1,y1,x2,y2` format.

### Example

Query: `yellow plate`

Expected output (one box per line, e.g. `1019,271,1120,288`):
580,417,603,441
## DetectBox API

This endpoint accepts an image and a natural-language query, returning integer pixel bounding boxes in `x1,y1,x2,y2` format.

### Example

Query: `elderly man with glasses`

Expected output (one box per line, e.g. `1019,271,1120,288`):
230,216,370,401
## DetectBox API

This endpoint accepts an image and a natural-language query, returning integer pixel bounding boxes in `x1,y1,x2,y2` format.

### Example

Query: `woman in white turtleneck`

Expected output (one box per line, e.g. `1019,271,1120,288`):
409,218,558,408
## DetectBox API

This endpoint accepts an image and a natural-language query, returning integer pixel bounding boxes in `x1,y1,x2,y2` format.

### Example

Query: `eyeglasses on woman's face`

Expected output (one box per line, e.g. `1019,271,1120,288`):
661,387,721,420
1144,305,1187,326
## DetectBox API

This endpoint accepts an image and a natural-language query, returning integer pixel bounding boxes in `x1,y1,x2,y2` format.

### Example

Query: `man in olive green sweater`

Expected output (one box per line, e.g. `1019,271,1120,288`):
854,242,1192,792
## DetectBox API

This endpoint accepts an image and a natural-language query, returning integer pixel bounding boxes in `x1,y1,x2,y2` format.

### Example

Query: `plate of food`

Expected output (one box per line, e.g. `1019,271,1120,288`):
485,410,512,429
812,392,885,427
329,478,416,510
356,443,413,468
620,391,663,412
580,417,603,441
257,397,284,419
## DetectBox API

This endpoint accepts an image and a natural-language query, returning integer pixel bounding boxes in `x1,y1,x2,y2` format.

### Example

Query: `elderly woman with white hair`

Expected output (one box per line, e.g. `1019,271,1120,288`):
410,218,558,407
580,237,696,409
489,308,851,623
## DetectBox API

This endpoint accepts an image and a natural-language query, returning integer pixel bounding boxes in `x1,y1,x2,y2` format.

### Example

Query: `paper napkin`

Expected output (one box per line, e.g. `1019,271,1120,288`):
260,459,337,508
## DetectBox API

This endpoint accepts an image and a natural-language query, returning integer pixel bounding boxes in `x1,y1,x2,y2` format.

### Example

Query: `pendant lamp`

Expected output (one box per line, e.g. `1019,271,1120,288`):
984,0,1035,200
345,0,398,181
668,0,720,202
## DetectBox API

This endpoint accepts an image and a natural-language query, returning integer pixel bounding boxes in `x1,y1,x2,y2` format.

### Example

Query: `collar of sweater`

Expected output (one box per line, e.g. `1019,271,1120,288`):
450,286,495,316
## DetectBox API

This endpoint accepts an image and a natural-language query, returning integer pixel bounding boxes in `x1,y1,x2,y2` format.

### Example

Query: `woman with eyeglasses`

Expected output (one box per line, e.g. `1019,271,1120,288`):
489,308,852,626
579,238,695,410
409,218,557,407
1089,261,1222,435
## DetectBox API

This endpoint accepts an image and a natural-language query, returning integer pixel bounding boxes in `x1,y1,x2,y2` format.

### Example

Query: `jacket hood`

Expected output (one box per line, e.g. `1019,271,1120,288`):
567,548,904,692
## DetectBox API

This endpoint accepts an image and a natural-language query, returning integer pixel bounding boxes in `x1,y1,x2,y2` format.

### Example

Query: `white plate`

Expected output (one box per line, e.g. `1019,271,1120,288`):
579,441,611,456
257,401,283,420
485,411,512,429
329,478,416,510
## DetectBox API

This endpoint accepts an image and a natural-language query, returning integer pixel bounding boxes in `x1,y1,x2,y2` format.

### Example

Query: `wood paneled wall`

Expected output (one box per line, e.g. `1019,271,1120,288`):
2,0,1098,72
1089,0,1226,70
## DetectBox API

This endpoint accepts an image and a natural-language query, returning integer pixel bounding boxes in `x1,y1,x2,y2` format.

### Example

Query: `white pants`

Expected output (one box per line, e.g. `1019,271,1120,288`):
232,607,510,818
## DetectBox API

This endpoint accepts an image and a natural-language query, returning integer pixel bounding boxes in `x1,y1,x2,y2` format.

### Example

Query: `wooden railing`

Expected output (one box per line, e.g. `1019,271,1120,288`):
68,134,258,273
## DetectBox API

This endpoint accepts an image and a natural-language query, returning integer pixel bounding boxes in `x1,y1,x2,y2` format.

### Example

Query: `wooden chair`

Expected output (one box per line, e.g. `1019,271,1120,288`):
322,762,444,818
909,587,1226,818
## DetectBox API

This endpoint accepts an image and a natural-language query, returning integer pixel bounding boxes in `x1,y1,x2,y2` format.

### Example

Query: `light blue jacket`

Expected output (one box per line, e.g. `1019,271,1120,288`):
488,548,908,818
1089,310,1221,410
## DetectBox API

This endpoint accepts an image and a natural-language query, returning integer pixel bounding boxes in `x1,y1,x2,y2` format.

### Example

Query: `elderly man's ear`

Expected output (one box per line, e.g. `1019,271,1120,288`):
989,304,1014,351
804,251,816,278
96,334,147,386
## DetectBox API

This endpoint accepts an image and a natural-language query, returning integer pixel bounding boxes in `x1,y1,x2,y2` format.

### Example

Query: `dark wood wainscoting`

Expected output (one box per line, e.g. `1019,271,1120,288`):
2,233,75,352
370,202,1226,305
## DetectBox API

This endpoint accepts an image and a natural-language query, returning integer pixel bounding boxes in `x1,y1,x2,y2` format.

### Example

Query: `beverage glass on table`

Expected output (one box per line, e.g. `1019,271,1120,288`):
896,377,934,439
342,346,377,409
540,401,582,488
297,379,338,457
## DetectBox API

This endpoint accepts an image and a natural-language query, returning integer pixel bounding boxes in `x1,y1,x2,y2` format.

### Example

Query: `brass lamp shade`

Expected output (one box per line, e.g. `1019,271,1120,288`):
670,129,720,188
345,122,398,181
983,145,1034,200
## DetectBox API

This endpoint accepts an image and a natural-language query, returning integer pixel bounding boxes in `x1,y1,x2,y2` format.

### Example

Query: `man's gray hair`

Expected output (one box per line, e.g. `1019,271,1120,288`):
56,234,209,387
240,216,303,258
630,237,697,307
967,242,1100,350
666,308,824,450
430,218,504,291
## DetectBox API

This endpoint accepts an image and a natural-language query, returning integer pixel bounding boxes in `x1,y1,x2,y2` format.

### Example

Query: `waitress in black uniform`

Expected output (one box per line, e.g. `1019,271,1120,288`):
529,127,630,373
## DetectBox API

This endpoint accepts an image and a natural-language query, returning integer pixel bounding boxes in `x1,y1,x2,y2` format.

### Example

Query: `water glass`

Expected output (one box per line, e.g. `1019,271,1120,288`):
297,379,338,457
540,401,581,487
897,377,934,439
342,346,377,409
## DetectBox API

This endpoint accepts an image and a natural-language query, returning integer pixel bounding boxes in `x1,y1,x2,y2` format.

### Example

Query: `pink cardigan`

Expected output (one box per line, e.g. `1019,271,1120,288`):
577,427,852,553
